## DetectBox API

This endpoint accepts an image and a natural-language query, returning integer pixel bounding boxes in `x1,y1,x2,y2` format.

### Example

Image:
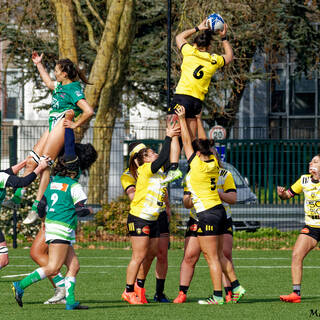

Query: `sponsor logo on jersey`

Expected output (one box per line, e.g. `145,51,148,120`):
50,182,69,192
142,226,150,235
136,228,141,235
190,224,198,232
197,227,203,233
301,227,309,234
227,227,233,232
75,91,82,97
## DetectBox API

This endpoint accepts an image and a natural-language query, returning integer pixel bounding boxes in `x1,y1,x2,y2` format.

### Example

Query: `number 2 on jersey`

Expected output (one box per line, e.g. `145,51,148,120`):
193,65,204,79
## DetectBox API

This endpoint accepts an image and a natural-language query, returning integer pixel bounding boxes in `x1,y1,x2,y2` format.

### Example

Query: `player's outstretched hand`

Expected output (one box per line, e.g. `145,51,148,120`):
175,105,186,119
199,19,209,31
32,51,43,65
277,186,287,199
218,23,228,38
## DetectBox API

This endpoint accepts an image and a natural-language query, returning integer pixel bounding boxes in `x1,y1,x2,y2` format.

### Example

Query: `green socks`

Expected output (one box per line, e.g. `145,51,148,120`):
19,268,46,290
52,273,65,288
65,276,76,305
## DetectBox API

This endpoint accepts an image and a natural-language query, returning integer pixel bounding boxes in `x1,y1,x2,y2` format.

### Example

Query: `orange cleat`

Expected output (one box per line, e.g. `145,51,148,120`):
225,291,232,304
134,283,148,304
280,292,301,303
173,291,187,304
122,290,143,305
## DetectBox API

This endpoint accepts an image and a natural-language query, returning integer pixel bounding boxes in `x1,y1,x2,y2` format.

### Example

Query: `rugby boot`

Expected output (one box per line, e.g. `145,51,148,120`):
173,291,187,304
198,295,224,305
66,301,89,310
231,285,246,303
122,290,143,305
134,283,148,304
154,293,170,303
280,292,301,303
44,287,66,304
12,281,24,307
161,168,183,184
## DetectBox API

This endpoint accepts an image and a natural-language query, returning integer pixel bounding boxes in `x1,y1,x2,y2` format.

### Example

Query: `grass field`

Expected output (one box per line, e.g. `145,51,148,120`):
1,248,320,320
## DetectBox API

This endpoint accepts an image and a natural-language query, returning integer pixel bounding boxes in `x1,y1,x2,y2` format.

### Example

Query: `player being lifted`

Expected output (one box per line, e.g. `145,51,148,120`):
4,51,94,224
162,17,233,184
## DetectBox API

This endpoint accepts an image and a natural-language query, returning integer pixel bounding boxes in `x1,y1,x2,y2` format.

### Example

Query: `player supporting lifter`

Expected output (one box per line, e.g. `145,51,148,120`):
0,158,51,271
162,17,233,184
12,153,93,310
175,105,245,305
278,154,320,303
121,142,171,302
173,113,237,303
122,122,179,305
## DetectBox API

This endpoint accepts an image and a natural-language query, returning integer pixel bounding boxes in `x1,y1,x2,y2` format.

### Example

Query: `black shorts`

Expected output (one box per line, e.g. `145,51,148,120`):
158,211,170,236
127,214,160,238
197,204,228,236
223,217,233,236
49,239,71,245
0,229,5,243
300,225,320,242
167,94,202,118
185,217,199,238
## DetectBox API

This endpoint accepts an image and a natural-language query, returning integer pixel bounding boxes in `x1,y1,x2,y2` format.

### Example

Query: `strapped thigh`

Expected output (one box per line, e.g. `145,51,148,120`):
29,150,41,164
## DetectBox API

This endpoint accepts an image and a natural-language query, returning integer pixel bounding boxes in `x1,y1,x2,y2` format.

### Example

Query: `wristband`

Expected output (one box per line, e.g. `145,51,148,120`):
221,37,228,41
195,26,200,32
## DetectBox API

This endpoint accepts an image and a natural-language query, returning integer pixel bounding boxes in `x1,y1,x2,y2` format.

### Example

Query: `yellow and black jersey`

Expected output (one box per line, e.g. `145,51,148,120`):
175,43,225,101
289,174,320,227
185,153,221,213
217,169,236,219
120,168,136,192
130,163,167,221
185,167,236,219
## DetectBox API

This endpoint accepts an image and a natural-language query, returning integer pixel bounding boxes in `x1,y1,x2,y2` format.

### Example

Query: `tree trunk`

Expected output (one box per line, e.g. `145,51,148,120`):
51,0,78,63
88,0,135,204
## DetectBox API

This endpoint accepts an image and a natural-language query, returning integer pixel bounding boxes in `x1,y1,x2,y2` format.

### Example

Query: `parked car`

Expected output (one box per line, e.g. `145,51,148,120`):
168,160,260,232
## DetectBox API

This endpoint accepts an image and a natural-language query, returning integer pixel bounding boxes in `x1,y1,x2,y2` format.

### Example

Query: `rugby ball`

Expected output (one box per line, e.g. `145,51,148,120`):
206,13,224,32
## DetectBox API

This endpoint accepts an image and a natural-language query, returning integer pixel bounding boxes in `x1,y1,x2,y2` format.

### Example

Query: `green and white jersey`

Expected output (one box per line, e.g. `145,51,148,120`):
0,172,10,206
50,81,84,119
44,175,87,243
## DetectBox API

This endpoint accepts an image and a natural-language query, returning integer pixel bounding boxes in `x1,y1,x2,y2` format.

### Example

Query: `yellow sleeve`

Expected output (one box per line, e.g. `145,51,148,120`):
120,169,136,192
290,177,303,195
223,172,236,192
181,43,194,57
211,54,225,68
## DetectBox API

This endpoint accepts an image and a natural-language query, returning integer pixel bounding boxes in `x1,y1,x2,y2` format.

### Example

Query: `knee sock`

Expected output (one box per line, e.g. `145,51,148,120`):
19,267,46,290
65,276,76,305
231,280,240,291
52,273,65,288
126,284,134,292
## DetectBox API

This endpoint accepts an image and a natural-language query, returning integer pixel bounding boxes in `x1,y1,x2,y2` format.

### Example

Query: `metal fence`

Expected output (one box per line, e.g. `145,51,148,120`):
1,123,315,249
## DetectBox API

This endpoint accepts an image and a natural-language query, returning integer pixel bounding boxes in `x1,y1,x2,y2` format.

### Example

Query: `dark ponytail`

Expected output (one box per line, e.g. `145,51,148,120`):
194,30,213,49
191,139,215,156
129,148,149,180
57,59,91,85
